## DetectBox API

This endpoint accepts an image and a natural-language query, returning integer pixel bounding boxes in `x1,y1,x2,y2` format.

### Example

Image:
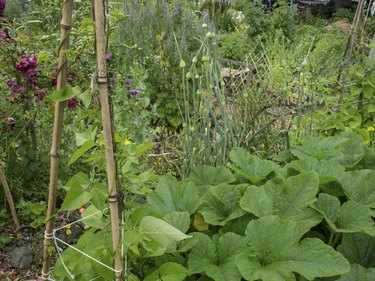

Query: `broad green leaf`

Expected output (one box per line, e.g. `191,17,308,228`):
219,214,253,236
311,193,340,224
67,140,96,166
64,172,90,191
144,262,189,281
229,147,278,184
199,184,245,226
60,185,91,211
75,128,97,147
147,175,201,216
336,201,375,236
92,247,114,280
336,264,375,281
47,85,75,102
77,89,92,108
316,160,346,184
358,147,375,169
139,216,191,249
189,165,235,186
334,136,365,168
284,158,345,184
91,182,107,211
188,232,249,281
188,233,215,273
177,232,200,253
135,141,156,154
291,136,342,161
240,172,320,222
163,211,190,233
193,213,209,231
237,216,350,281
337,233,375,267
81,205,107,228
339,170,375,207
312,194,375,235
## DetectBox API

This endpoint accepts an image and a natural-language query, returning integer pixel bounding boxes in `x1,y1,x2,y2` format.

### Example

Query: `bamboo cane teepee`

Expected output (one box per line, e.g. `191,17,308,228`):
41,0,73,278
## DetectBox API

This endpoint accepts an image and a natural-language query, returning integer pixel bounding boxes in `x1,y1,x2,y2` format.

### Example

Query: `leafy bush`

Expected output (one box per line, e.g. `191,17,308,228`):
218,31,251,60
235,0,297,40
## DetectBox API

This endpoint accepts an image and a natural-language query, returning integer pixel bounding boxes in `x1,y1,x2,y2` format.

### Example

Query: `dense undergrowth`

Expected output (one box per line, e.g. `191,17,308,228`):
0,0,374,280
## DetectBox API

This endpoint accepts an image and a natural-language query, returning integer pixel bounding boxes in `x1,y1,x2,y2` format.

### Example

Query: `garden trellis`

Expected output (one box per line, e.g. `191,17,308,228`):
41,0,122,280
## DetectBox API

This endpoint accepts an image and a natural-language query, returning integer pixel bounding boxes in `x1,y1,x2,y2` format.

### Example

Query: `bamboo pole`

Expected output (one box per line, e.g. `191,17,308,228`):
41,0,73,279
93,0,122,279
0,164,21,232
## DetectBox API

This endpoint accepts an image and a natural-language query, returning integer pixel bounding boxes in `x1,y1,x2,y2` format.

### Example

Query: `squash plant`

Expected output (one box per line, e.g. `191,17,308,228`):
52,131,375,281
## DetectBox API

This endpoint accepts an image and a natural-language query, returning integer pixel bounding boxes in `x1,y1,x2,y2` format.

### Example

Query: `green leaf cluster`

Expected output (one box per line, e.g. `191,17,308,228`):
54,132,375,280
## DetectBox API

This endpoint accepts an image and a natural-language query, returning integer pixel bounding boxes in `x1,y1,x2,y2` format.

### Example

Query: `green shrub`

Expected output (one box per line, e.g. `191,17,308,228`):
218,31,252,61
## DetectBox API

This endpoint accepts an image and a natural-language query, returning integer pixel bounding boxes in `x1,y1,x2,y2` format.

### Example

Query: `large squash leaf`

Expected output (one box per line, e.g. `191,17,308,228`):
144,262,190,281
240,172,321,223
139,216,191,249
283,157,345,184
236,216,350,281
147,175,201,216
337,233,375,267
189,166,235,186
339,170,375,208
229,148,278,184
188,232,249,281
290,133,364,168
336,264,375,281
312,193,375,236
198,184,245,226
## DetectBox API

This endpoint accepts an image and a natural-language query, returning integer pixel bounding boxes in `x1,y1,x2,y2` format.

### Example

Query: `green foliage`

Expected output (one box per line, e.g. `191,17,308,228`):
235,0,296,39
110,0,205,129
218,32,251,60
236,216,349,281
54,131,375,280
16,199,46,229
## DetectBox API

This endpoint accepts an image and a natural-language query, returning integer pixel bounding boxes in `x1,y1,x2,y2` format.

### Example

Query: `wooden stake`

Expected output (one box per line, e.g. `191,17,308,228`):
0,164,21,232
41,0,73,279
93,0,122,279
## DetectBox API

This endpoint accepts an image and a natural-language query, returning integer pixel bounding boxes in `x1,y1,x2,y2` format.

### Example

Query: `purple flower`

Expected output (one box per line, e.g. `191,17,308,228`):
125,77,132,85
51,76,57,86
0,0,7,18
127,88,141,96
6,79,14,86
105,53,112,61
67,97,80,110
16,55,38,84
67,72,75,82
34,89,46,102
11,84,26,94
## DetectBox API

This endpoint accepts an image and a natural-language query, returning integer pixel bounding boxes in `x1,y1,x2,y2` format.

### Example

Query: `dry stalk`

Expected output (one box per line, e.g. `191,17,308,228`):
0,164,20,233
